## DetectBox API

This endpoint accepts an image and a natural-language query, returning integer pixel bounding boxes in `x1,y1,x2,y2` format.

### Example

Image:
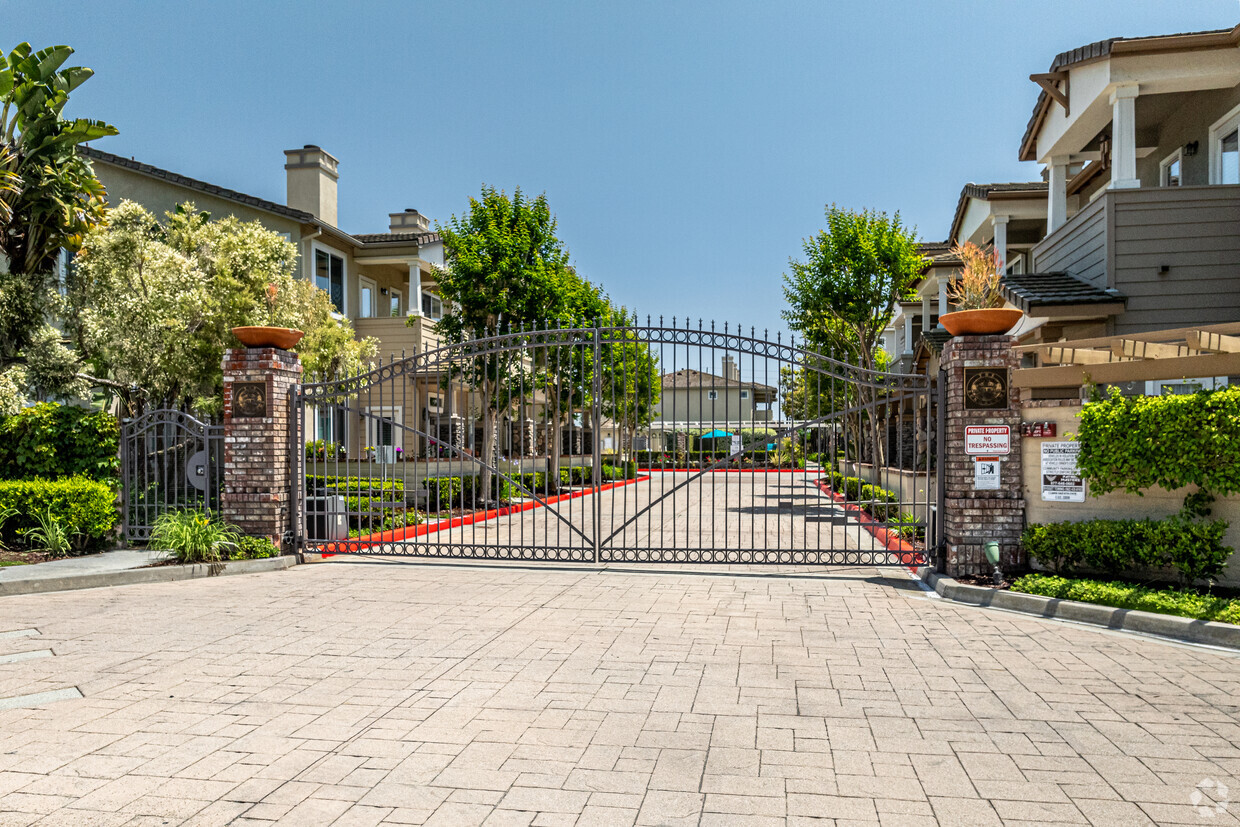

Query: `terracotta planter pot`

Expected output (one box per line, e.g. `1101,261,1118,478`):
939,308,1023,337
231,326,305,349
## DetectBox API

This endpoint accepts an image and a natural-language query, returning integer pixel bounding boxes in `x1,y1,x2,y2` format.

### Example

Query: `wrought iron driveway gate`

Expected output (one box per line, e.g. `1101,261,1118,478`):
292,322,942,565
120,409,224,543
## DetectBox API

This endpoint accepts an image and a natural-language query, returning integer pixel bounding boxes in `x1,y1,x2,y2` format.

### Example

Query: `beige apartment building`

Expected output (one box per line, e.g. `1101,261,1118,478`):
81,144,493,458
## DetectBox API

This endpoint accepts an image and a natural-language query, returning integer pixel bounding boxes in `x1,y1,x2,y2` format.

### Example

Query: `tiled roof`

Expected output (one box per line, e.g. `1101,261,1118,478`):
82,146,314,223
661,369,775,392
1018,25,1240,161
1001,271,1125,312
918,328,951,355
354,231,441,245
949,182,1047,243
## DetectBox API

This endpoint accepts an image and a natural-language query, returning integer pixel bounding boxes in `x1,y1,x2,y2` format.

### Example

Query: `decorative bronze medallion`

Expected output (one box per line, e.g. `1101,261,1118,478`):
233,381,268,418
964,367,1009,410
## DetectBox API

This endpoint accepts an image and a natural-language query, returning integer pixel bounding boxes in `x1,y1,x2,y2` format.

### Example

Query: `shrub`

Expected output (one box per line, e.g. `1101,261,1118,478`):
1077,385,1240,498
425,477,465,511
0,402,120,483
1012,574,1240,626
229,536,280,560
304,439,345,461
1022,517,1233,585
860,484,899,521
0,477,117,552
307,475,404,495
148,511,240,564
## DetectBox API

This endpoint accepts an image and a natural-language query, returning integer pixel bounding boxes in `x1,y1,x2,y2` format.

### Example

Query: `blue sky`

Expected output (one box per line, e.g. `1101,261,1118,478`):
9,1,1239,337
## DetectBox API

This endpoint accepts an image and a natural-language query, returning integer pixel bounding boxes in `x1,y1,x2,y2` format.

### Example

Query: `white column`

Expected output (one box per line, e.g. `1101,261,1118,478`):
1047,155,1070,233
902,312,913,356
1110,84,1140,189
938,278,948,318
992,215,1009,272
407,259,423,315
921,295,931,334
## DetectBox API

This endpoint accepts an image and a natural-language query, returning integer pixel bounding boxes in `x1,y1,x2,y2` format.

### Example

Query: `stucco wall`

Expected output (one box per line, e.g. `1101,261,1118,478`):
1021,401,1240,586
94,164,302,236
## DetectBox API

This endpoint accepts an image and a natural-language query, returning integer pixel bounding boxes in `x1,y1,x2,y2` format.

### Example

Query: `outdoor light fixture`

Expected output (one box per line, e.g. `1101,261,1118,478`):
1185,141,1199,157
984,540,1002,587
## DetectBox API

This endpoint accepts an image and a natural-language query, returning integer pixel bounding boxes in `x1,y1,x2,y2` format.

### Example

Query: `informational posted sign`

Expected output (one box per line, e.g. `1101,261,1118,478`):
603,437,614,451
974,458,1000,490
1041,441,1085,502
730,435,742,455
964,425,1011,455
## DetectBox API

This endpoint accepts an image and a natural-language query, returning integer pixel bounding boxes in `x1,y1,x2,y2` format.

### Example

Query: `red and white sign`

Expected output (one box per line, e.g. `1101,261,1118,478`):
964,425,1010,455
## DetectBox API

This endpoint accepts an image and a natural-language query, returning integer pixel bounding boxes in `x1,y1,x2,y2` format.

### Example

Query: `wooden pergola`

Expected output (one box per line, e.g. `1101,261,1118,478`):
1013,321,1240,388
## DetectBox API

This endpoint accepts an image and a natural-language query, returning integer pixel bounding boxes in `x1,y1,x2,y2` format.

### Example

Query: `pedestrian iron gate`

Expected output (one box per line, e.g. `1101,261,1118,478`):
292,322,943,565
120,409,224,543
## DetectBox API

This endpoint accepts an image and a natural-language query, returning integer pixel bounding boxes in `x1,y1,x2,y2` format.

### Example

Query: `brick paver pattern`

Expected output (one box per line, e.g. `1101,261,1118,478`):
0,562,1237,825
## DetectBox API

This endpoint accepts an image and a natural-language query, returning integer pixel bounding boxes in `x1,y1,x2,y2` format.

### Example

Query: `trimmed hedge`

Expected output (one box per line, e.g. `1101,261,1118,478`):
0,477,117,552
0,403,119,483
823,472,907,524
1022,517,1233,585
307,475,404,495
1012,574,1240,626
1077,385,1240,497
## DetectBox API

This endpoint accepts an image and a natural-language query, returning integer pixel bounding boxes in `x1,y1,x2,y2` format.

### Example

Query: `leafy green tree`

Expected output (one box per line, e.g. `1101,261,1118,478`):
70,201,376,415
429,186,581,497
781,205,926,464
599,306,660,460
0,42,118,409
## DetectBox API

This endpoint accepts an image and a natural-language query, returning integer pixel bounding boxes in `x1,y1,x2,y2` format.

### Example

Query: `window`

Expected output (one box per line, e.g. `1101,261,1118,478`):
1160,149,1182,187
367,407,402,463
1005,254,1024,276
389,289,402,317
421,292,443,320
707,390,718,401
314,407,346,444
359,276,376,318
1209,104,1240,185
740,390,750,400
315,248,345,313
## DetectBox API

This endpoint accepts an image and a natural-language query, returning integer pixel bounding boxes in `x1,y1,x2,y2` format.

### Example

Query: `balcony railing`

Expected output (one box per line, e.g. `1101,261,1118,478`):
1032,184,1240,334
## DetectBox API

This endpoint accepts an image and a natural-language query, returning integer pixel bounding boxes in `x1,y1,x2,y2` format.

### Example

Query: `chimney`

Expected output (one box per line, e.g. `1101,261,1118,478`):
389,208,430,234
721,355,739,382
284,145,339,226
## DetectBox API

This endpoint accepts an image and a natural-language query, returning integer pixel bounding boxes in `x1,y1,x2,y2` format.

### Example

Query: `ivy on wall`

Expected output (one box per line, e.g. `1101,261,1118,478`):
1076,386,1240,498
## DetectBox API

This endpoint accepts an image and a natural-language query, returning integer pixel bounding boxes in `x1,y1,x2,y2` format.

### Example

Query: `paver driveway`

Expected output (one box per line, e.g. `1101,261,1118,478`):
0,562,1236,825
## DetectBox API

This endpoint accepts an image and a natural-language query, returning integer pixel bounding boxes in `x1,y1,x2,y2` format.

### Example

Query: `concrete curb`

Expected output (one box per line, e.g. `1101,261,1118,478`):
0,555,297,598
917,567,1240,650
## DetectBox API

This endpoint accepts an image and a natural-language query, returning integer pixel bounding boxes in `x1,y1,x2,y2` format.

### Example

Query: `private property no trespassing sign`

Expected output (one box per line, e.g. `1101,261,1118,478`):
964,425,1010,455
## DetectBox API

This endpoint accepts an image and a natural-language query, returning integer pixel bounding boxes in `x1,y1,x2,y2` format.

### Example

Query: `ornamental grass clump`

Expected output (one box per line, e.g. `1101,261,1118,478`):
148,511,239,564
947,242,1005,310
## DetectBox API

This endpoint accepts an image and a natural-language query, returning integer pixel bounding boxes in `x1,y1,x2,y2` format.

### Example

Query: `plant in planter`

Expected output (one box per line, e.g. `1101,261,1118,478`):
940,242,1023,336
231,283,306,349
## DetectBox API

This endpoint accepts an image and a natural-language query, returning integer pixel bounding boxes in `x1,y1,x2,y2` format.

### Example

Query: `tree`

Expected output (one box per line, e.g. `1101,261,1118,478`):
599,306,660,460
0,42,118,410
429,186,581,499
781,205,926,464
70,201,376,415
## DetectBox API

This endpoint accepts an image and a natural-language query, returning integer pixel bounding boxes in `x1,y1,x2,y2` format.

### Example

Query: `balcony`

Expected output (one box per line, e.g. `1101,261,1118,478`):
1032,185,1240,335
353,314,444,362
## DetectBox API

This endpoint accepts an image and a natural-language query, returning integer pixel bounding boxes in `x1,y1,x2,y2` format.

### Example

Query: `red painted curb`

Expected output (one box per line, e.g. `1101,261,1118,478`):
636,468,819,474
316,475,651,555
812,479,925,569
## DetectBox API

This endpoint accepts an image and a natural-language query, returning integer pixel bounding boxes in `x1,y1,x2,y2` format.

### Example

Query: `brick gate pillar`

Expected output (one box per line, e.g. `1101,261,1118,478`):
221,347,302,547
940,335,1024,577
